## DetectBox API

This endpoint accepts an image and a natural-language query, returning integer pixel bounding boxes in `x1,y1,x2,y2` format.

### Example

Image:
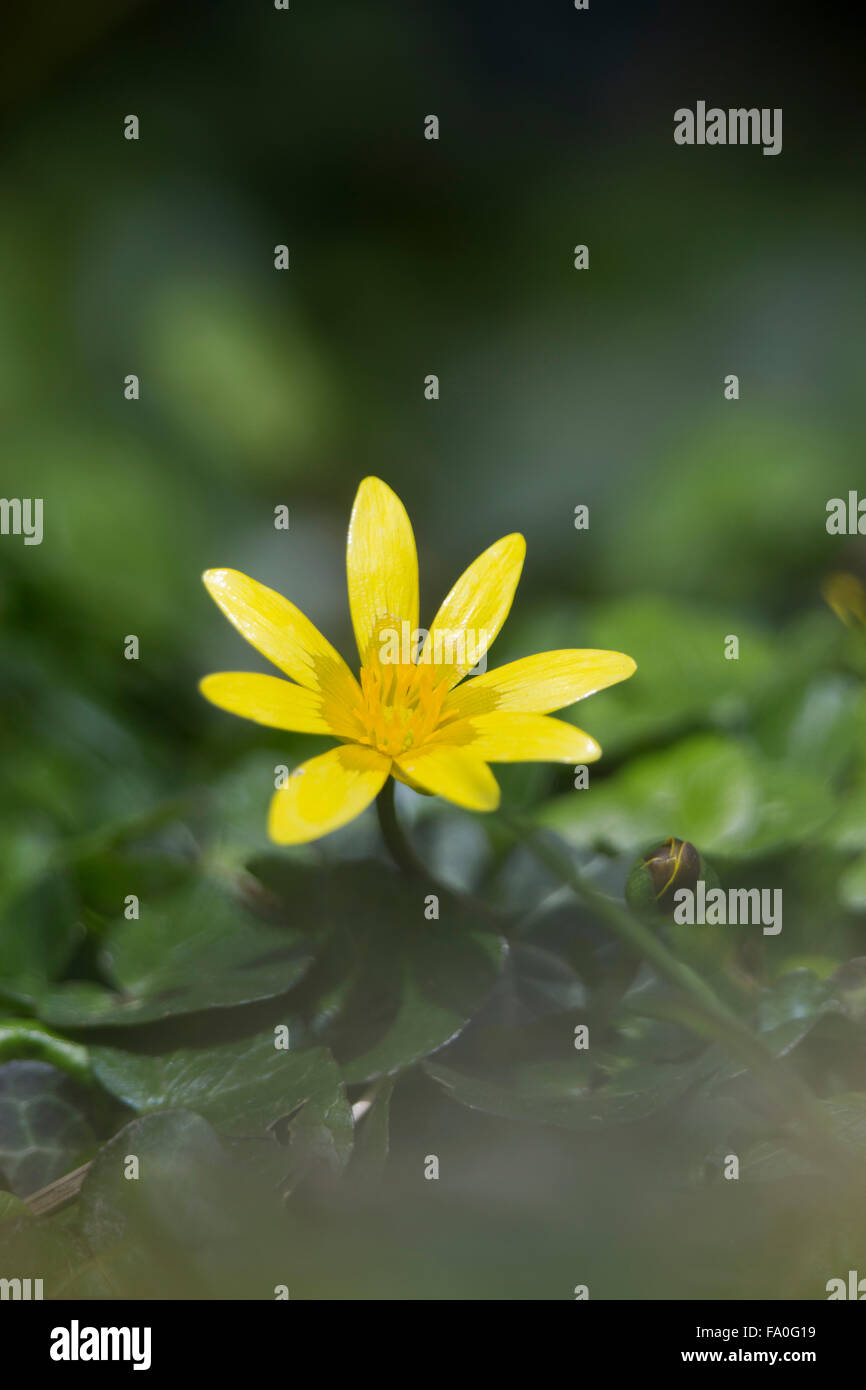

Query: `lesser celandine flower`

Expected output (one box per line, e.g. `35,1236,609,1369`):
200,477,636,844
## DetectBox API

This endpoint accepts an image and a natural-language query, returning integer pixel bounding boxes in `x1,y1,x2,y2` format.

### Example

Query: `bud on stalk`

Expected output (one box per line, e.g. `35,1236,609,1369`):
626,837,719,917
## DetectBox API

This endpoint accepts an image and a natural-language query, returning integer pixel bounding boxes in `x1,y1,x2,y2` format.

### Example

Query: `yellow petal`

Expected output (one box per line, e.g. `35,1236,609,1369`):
199,672,345,735
444,649,636,720
346,477,419,664
390,763,432,794
442,711,601,763
420,533,525,688
396,744,500,812
202,569,361,722
268,744,391,844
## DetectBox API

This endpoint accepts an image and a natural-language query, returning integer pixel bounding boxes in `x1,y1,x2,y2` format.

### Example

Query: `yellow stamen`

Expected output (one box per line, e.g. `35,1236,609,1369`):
353,659,457,757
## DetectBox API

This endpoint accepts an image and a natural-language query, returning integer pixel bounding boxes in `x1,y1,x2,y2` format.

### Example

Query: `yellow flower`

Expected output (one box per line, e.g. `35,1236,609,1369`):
200,477,636,844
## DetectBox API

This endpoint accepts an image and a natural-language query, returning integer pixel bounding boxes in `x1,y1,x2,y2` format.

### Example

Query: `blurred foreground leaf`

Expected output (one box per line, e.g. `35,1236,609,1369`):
742,1093,866,1183
78,1111,271,1298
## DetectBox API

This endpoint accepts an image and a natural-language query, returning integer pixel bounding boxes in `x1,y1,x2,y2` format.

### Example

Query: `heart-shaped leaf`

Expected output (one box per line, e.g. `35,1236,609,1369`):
36,878,312,1028
0,1061,97,1197
90,1035,353,1172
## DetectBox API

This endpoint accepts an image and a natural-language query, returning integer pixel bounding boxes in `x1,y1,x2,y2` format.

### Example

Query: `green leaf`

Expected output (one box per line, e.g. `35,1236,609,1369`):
540,733,836,860
823,782,866,854
753,674,864,780
78,1106,310,1297
0,1061,97,1197
425,1051,714,1132
561,595,779,760
757,970,841,1055
205,750,323,868
742,1094,866,1183
35,878,312,1028
350,1077,395,1179
0,855,81,997
0,1190,31,1222
699,971,844,1091
90,1035,353,1171
74,844,194,917
0,1197,100,1296
295,863,506,1083
78,1110,249,1298
830,958,866,1025
509,941,588,1018
839,852,866,911
824,1093,866,1154
595,418,848,608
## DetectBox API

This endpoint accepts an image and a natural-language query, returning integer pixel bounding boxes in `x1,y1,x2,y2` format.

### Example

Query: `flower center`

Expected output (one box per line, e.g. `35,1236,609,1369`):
353,659,455,757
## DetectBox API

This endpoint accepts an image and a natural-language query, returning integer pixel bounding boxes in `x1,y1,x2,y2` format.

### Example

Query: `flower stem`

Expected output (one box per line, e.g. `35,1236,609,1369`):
376,779,428,878
499,816,848,1161
377,783,511,930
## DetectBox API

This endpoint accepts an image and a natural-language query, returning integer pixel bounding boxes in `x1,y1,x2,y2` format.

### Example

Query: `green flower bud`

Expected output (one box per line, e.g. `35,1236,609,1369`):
626,837,717,917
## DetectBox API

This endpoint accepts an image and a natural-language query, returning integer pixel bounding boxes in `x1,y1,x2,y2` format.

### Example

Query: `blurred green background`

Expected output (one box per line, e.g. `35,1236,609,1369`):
1,0,866,1299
